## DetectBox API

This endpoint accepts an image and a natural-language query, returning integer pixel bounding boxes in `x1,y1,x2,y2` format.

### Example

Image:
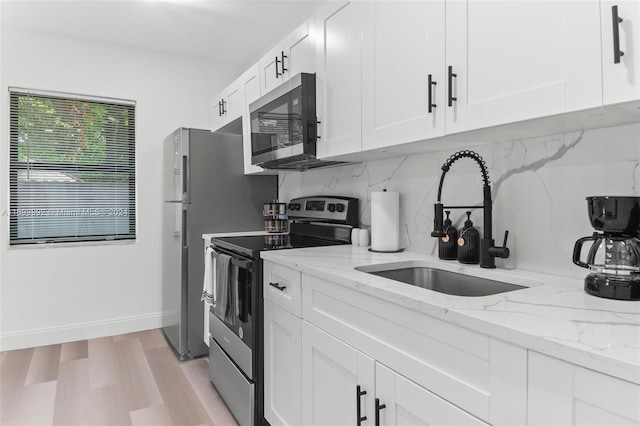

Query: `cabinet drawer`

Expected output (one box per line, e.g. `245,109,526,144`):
263,262,302,317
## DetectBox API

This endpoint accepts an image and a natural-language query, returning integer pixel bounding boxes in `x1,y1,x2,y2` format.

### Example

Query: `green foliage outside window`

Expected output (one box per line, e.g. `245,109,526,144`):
15,94,133,182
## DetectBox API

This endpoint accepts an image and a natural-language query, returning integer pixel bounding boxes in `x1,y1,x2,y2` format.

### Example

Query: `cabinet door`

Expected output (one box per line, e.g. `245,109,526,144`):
224,81,243,123
315,1,365,159
211,97,226,132
361,1,446,151
376,363,488,426
283,19,315,79
260,41,286,95
301,321,375,426
264,302,302,426
601,0,640,106
445,0,602,134
528,351,640,426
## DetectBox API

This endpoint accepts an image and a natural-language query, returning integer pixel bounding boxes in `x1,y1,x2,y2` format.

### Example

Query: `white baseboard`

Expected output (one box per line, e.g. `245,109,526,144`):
0,312,165,351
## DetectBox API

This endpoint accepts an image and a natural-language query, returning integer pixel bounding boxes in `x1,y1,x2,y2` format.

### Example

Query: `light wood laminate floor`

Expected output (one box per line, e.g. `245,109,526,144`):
0,329,239,426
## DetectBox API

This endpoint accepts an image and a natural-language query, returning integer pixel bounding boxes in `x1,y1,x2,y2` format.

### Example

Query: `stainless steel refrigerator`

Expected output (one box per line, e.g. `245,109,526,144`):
162,128,277,360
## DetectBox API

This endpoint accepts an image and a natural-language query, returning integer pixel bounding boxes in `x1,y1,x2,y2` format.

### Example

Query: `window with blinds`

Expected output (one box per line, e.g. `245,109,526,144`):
8,89,136,245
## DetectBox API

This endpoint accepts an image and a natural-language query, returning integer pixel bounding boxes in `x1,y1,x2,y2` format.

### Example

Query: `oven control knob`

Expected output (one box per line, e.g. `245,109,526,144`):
336,203,345,213
328,203,336,212
294,203,301,210
288,203,295,211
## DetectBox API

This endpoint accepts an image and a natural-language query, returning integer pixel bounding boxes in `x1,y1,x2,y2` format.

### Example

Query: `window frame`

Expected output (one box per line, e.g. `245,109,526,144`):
8,88,137,246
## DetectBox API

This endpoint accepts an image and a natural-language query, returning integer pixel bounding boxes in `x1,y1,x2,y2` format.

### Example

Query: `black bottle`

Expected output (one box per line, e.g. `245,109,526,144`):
457,211,480,264
438,210,458,260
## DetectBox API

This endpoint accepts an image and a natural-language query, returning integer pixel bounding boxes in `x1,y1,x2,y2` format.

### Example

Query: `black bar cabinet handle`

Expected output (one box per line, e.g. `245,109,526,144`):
428,74,437,113
281,51,288,73
357,385,367,425
612,5,625,64
218,100,222,116
448,66,457,107
221,99,226,115
275,56,281,78
269,282,286,291
375,398,386,426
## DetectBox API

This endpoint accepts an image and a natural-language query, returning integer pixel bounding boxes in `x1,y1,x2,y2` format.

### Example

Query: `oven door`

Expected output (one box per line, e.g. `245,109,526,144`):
209,245,257,379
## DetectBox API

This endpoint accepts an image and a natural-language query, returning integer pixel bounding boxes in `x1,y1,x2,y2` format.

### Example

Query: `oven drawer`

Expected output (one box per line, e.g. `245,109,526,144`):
209,310,253,379
209,336,254,426
263,261,302,317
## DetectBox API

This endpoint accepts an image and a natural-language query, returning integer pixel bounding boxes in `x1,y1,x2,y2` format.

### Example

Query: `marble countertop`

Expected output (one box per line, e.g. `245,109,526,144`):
261,245,640,384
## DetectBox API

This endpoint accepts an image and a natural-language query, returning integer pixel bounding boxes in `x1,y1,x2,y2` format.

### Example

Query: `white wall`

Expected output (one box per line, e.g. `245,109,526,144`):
0,27,235,350
279,124,640,279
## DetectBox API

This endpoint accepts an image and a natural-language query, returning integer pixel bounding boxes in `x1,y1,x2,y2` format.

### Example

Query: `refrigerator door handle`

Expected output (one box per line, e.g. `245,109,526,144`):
182,155,189,202
182,210,188,249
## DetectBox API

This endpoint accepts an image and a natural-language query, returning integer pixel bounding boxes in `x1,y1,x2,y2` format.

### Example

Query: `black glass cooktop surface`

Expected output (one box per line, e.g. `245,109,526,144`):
211,233,345,258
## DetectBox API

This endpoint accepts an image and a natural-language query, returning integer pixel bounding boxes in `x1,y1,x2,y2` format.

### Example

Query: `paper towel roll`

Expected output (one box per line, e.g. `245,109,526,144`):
371,190,400,252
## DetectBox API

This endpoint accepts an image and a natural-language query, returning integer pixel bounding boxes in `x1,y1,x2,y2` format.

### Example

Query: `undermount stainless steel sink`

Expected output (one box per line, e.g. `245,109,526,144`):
356,264,528,296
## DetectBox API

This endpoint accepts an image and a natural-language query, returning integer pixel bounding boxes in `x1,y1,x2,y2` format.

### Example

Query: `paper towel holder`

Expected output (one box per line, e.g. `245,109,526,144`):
369,188,404,253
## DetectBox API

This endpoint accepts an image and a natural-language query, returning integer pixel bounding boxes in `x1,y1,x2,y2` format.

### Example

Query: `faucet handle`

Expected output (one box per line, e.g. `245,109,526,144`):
494,230,510,259
488,231,510,259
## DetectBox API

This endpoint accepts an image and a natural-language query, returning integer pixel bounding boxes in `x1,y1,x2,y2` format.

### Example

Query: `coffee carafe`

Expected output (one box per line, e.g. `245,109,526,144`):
573,196,640,300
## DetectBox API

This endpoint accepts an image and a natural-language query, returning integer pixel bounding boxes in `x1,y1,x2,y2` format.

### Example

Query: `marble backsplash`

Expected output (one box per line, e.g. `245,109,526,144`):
278,123,640,279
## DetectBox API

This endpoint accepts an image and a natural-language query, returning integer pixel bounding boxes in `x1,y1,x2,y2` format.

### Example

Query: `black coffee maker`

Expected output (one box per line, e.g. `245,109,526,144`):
573,196,640,300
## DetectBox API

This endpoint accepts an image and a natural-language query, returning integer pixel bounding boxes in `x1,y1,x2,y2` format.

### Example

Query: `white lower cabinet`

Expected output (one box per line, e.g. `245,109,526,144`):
263,260,528,425
263,262,302,426
300,321,489,426
300,273,526,425
376,362,487,426
263,302,301,426
301,321,375,426
263,260,637,426
528,351,640,426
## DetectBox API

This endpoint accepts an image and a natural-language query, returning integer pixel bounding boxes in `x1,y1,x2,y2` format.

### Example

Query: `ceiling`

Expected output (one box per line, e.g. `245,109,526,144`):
0,0,323,69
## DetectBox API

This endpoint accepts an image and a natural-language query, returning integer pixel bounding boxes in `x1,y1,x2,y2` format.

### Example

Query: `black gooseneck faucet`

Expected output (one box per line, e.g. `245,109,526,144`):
430,150,510,268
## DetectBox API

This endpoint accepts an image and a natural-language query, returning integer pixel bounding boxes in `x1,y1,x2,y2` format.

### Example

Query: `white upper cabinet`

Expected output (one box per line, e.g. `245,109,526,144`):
285,20,316,81
259,19,316,95
361,1,446,151
259,43,284,96
315,1,366,159
445,0,602,134
211,78,244,133
240,64,271,174
601,0,640,106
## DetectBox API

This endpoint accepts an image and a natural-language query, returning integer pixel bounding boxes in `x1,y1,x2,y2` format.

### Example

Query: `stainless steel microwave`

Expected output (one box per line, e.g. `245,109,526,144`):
249,73,345,171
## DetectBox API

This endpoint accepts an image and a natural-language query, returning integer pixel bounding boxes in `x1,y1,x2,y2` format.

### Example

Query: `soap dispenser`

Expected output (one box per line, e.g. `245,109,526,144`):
457,211,480,264
438,210,458,260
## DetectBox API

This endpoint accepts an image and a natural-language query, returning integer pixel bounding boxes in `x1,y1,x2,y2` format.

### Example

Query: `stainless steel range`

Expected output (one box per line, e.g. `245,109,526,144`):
207,196,359,426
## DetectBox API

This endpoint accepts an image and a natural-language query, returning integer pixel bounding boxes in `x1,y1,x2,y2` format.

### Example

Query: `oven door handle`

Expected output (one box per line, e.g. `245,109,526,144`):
210,245,255,270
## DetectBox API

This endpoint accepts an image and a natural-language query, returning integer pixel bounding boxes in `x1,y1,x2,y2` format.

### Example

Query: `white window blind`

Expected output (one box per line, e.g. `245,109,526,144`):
8,89,136,245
